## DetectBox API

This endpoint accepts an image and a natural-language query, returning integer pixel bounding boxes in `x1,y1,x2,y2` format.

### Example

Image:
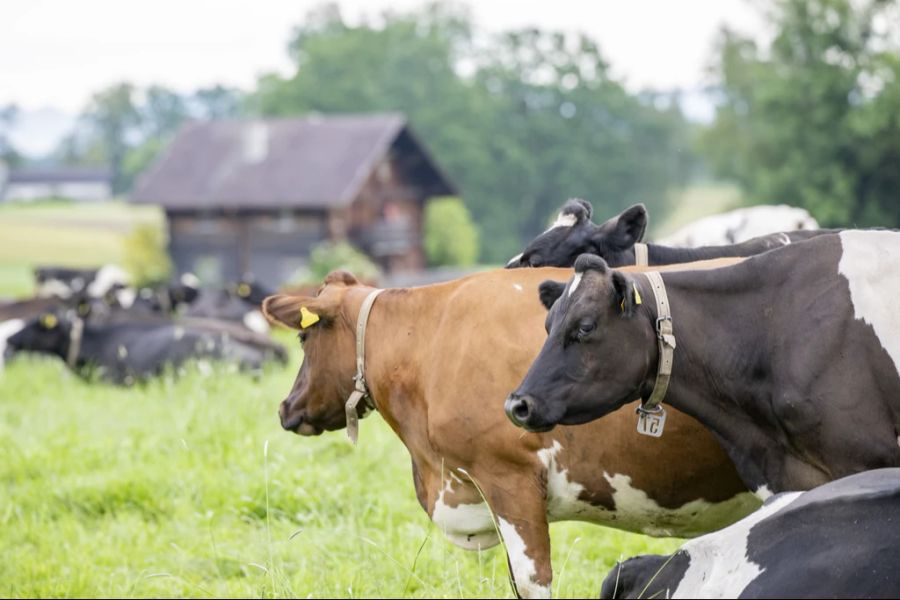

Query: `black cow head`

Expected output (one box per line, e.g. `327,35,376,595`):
229,275,273,307
505,254,656,431
7,311,74,359
506,200,648,268
599,552,689,599
262,270,367,436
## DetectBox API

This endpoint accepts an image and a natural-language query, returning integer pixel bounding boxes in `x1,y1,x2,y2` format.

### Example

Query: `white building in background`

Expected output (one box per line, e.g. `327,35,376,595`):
0,164,112,202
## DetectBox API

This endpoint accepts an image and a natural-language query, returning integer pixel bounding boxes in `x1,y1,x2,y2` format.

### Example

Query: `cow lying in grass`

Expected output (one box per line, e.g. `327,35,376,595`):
6,309,285,385
262,261,758,599
507,231,900,496
601,468,900,599
505,198,829,269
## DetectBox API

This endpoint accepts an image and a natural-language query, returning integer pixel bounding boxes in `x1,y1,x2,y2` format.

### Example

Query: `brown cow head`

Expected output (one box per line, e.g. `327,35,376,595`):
263,270,364,436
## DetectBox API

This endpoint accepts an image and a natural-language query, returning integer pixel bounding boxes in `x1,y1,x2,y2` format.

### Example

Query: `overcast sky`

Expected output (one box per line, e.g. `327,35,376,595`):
1,0,766,154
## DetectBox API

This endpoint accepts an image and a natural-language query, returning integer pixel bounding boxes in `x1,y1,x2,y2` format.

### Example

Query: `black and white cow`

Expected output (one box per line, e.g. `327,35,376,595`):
600,468,900,599
34,264,129,299
183,277,273,333
506,231,900,495
505,199,829,269
6,309,286,385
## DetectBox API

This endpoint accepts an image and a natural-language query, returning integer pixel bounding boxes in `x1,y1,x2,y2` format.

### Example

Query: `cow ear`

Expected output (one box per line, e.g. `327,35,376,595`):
611,271,641,317
560,198,593,222
538,280,566,310
595,204,648,250
263,295,327,330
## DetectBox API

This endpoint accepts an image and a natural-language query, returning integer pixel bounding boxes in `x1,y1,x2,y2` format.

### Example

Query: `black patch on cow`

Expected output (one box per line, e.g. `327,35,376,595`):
740,469,900,599
600,551,690,599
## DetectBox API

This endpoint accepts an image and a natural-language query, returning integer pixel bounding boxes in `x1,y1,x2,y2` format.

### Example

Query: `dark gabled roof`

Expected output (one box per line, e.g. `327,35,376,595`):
130,113,456,210
9,167,112,184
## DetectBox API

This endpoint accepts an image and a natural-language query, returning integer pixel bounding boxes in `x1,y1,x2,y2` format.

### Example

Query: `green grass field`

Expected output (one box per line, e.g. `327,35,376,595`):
1,349,683,598
0,199,161,298
3,195,758,597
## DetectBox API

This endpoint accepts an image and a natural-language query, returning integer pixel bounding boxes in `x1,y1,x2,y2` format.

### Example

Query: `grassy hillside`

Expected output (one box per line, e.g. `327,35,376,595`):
0,200,162,298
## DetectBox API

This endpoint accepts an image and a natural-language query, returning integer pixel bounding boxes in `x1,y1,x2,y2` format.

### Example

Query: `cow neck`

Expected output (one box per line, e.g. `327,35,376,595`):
640,266,784,484
344,288,384,445
350,286,440,453
66,317,85,368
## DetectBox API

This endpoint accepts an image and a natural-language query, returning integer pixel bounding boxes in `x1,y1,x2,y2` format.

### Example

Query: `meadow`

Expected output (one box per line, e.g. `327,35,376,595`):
2,195,747,597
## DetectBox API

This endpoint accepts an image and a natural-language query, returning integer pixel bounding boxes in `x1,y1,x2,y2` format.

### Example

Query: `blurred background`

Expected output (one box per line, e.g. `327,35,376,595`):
3,0,898,295
3,1,900,597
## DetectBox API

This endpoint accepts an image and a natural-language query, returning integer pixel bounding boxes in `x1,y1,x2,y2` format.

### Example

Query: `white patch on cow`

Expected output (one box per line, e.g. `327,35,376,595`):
506,253,524,268
567,273,583,297
537,441,760,537
37,279,73,299
117,345,128,360
0,319,26,371
242,310,270,334
87,264,129,298
431,479,499,551
672,491,803,598
754,485,773,502
838,230,900,377
658,205,819,248
173,326,185,341
513,283,523,292
115,287,136,309
497,517,550,599
180,272,200,289
545,212,577,232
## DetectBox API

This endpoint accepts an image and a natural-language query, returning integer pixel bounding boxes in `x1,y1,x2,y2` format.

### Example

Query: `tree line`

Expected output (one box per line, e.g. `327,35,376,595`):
3,0,899,262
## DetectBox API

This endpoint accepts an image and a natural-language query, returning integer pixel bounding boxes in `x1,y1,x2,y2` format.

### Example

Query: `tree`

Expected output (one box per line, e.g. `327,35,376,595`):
423,197,479,266
0,103,22,167
193,85,243,120
700,0,900,227
252,2,693,262
81,83,141,194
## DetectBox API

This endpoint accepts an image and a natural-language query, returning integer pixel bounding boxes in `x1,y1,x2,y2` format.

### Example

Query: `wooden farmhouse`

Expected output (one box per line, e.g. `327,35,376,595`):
130,113,456,287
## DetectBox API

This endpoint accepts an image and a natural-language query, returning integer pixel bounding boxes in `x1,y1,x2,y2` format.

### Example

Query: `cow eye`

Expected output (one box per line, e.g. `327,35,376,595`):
297,330,309,345
577,319,596,337
529,255,543,267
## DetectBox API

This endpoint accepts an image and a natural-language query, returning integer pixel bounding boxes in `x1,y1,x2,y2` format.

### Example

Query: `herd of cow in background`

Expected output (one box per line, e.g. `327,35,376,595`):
0,264,286,383
3,200,899,598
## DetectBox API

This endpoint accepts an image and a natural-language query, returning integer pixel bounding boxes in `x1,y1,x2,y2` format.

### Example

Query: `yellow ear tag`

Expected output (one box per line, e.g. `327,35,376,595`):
300,306,320,329
238,283,251,298
41,314,58,328
633,282,642,305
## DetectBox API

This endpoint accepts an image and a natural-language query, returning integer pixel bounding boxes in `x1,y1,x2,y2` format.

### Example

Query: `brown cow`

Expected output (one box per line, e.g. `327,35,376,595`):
263,262,758,599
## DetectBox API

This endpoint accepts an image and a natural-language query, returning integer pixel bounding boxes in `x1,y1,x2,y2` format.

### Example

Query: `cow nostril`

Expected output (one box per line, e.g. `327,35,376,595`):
513,398,531,420
505,394,533,426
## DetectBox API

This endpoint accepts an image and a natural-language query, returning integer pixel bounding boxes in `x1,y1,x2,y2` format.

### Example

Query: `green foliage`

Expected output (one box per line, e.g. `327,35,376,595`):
122,223,172,287
0,349,682,598
423,196,479,266
250,3,693,262
304,240,381,283
700,0,900,227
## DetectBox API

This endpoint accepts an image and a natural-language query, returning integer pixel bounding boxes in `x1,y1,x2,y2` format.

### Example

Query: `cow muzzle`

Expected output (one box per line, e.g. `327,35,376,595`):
279,399,323,436
504,393,555,432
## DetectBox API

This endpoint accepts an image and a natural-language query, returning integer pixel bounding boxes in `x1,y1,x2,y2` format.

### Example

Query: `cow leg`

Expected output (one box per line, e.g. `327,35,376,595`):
490,499,552,599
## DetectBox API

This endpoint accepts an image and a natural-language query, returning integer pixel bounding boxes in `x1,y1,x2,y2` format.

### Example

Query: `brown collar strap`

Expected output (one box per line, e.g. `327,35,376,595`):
636,271,676,437
634,243,649,267
344,288,384,445
66,317,84,368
